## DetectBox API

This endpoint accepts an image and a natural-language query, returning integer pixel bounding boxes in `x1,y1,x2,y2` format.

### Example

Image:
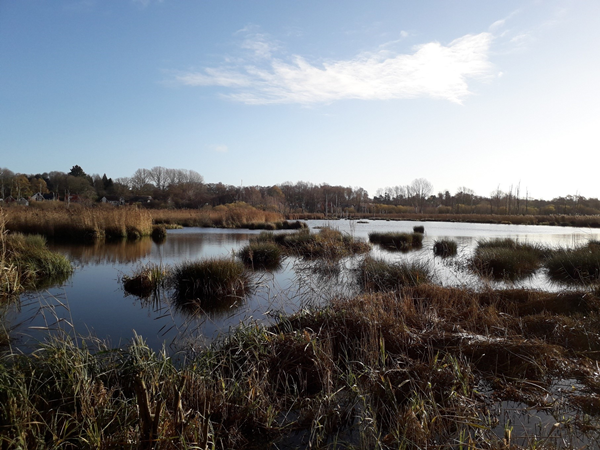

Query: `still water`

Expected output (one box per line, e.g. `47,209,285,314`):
8,220,600,353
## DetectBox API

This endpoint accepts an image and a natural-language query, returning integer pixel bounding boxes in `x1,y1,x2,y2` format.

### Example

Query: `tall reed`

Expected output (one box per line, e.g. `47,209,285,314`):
4,205,153,243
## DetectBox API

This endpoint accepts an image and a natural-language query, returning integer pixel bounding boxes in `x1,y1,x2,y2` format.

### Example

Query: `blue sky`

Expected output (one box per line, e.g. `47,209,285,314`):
1,0,599,200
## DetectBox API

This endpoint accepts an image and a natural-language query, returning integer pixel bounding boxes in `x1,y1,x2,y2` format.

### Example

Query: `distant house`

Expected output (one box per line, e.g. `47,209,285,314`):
101,196,125,206
30,192,45,202
3,196,16,204
17,198,29,206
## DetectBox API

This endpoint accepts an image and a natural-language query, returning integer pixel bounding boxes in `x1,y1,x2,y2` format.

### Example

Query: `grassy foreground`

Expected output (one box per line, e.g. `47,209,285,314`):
1,284,600,449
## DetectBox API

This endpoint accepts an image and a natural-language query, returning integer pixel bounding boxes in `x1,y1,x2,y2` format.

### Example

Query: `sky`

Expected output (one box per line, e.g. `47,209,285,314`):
1,0,599,200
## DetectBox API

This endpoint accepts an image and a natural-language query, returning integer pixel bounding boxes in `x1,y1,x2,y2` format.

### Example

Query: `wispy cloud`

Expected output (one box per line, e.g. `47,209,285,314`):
132,0,163,7
176,32,494,105
209,144,229,153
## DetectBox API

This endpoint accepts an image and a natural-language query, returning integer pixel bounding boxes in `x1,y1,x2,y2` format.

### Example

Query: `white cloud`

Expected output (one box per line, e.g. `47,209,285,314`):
210,144,229,153
177,33,494,105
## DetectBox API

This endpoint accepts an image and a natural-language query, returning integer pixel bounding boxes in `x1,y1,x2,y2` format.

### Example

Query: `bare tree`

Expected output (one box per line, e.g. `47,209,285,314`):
411,178,433,213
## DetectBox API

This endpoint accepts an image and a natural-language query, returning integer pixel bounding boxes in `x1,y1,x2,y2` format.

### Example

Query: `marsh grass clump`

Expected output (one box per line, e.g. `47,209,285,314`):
151,224,167,243
358,256,432,291
172,258,250,307
238,241,282,269
122,263,169,298
545,243,600,283
1,232,72,295
277,227,370,259
369,231,423,251
433,239,458,257
413,225,425,234
470,239,549,280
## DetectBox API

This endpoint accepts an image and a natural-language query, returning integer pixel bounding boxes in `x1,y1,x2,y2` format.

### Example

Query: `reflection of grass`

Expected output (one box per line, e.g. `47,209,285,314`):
358,256,431,291
545,241,600,283
369,231,423,251
470,239,549,280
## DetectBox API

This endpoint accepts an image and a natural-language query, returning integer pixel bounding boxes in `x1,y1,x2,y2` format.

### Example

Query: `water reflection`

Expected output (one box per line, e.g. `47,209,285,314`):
50,238,153,265
7,221,600,354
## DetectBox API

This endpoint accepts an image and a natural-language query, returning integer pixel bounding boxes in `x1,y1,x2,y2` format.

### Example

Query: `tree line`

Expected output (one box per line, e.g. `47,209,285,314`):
1,165,599,216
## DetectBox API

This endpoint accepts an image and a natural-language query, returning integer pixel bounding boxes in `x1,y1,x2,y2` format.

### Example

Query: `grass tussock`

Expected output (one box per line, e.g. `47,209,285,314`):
433,239,458,257
4,205,153,243
369,231,424,251
1,210,72,297
3,283,599,448
470,238,550,280
151,202,284,229
151,225,167,243
545,241,600,283
238,242,282,269
358,256,432,291
274,227,371,259
122,263,169,298
172,258,250,306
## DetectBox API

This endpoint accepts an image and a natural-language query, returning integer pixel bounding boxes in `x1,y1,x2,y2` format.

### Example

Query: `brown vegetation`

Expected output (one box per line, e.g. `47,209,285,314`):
150,202,284,228
4,204,153,243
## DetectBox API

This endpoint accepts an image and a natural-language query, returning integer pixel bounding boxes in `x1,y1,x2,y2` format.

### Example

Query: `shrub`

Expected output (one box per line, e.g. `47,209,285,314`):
358,256,432,291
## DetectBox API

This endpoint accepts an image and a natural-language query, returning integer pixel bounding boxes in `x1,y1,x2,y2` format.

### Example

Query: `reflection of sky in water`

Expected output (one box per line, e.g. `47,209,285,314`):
9,221,600,353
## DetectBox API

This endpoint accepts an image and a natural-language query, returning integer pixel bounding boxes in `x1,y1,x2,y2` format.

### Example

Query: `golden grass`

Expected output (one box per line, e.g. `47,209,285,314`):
4,204,153,243
150,202,284,228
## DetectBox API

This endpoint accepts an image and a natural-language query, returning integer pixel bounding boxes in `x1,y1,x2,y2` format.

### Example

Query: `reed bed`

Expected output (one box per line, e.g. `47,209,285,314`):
150,203,284,229
4,205,153,243
368,231,424,251
2,284,599,448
